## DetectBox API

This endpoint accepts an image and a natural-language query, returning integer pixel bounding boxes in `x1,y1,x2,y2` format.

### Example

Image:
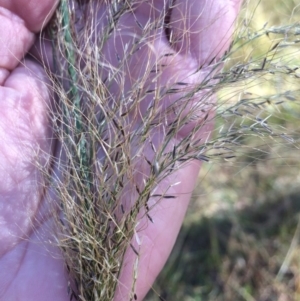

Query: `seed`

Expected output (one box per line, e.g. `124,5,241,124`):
146,213,154,223
151,194,176,199
130,244,139,256
136,19,143,29
172,145,176,160
153,160,160,176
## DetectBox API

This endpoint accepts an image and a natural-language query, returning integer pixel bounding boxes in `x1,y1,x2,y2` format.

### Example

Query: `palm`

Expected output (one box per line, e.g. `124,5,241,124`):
0,1,241,300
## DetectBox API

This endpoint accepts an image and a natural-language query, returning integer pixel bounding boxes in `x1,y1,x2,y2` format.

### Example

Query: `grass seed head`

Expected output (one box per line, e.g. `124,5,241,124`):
38,0,300,300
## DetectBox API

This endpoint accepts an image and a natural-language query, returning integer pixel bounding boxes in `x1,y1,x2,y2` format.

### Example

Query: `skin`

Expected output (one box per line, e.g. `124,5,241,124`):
0,0,242,300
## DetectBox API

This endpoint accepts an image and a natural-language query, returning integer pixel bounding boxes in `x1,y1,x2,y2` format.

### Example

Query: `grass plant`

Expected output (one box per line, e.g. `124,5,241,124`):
40,0,300,300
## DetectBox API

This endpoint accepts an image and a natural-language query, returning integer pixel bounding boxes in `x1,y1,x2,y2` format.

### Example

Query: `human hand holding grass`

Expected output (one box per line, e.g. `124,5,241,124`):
0,0,241,300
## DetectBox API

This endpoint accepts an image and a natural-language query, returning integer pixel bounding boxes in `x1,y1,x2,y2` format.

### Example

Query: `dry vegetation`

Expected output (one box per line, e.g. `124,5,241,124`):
44,0,223,300
40,0,300,300
146,0,300,300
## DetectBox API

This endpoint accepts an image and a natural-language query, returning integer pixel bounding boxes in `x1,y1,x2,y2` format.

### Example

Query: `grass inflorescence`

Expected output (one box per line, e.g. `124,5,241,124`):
41,0,300,300
147,0,300,299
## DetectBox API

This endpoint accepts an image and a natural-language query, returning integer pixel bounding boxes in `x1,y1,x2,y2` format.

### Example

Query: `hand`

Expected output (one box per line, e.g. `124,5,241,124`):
0,1,241,300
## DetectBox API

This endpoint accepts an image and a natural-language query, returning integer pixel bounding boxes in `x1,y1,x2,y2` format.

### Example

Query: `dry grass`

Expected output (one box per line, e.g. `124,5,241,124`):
146,0,300,300
35,0,300,300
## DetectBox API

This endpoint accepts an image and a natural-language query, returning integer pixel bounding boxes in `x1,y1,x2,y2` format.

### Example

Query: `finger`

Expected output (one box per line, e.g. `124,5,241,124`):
0,59,54,257
0,1,58,84
0,7,34,83
107,13,215,299
114,132,212,301
170,0,242,64
113,1,243,300
0,0,58,32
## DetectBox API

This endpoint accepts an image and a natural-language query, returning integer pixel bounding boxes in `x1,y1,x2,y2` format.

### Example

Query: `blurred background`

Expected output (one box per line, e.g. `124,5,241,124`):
146,0,300,300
